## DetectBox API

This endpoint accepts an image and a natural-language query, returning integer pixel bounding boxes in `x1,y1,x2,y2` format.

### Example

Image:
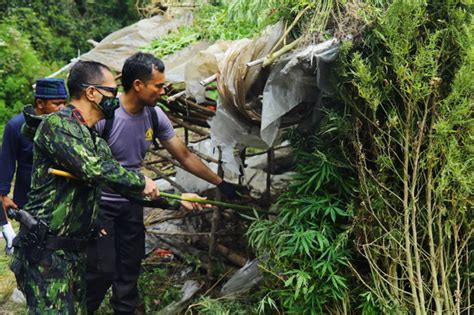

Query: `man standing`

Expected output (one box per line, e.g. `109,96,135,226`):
86,52,237,314
10,61,162,313
0,78,67,254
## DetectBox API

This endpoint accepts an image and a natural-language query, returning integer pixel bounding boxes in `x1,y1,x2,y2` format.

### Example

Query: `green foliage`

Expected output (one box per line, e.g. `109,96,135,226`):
145,26,200,58
225,0,314,28
144,2,269,58
337,0,473,312
0,0,143,62
189,297,256,315
194,3,266,41
138,266,181,313
0,22,53,136
0,0,146,136
224,0,352,40
247,109,356,314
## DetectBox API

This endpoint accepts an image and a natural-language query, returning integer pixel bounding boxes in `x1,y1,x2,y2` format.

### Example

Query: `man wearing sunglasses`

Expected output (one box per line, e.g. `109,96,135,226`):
86,52,239,315
10,61,163,313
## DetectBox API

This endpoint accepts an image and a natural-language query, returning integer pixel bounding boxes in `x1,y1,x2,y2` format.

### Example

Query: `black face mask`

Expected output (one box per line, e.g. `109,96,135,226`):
96,94,119,119
82,84,119,119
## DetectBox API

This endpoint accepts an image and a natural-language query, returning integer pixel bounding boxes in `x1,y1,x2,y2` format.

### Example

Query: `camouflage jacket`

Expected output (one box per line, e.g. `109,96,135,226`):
23,106,145,238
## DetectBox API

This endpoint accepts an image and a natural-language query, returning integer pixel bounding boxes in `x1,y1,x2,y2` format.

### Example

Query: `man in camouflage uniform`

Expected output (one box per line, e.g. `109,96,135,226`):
10,60,160,314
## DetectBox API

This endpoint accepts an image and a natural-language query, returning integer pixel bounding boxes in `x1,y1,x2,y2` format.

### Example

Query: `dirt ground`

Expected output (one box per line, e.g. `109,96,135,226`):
0,237,27,314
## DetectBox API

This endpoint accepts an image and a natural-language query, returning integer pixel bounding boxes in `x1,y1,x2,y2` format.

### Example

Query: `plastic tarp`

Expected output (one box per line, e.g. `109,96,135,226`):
183,41,232,103
216,23,284,123
260,38,340,145
220,259,262,296
203,28,339,173
163,41,212,83
79,11,193,72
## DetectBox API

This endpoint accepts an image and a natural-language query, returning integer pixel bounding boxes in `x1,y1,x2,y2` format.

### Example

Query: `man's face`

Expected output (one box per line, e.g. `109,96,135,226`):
137,68,166,107
83,68,119,119
84,69,118,105
36,98,66,114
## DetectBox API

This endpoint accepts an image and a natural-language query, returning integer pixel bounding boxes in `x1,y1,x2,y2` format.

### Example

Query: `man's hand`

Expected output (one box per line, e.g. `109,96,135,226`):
217,180,245,199
180,193,209,211
142,176,160,200
1,195,18,212
2,222,16,255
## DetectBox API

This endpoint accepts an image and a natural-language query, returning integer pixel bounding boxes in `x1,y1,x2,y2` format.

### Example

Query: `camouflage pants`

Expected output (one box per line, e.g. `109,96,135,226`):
11,246,86,314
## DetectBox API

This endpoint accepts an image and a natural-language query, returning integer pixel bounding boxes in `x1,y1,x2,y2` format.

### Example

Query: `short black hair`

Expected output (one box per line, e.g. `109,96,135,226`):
121,52,165,92
67,61,111,99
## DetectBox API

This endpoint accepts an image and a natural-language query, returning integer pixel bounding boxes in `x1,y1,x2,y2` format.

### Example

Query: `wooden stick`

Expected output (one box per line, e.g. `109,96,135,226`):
144,157,166,165
180,98,216,116
168,90,186,102
167,101,211,120
265,148,274,207
175,115,210,128
145,209,215,226
166,113,209,136
200,74,217,86
216,243,246,267
263,37,303,67
143,164,186,192
189,135,210,144
48,168,79,180
246,59,264,67
208,148,223,279
146,230,240,237
188,147,220,164
148,150,182,169
269,5,310,55
246,37,303,68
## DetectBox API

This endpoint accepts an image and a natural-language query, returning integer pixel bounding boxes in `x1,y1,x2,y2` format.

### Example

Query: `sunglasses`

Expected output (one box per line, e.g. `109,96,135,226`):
82,84,118,98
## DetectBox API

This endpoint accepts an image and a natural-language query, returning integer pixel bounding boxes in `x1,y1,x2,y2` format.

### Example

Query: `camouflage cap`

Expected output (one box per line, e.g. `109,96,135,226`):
35,78,68,99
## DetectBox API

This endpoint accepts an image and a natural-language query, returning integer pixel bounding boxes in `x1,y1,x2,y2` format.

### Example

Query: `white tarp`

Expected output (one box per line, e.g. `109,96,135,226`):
208,36,340,173
80,12,193,72
260,38,340,145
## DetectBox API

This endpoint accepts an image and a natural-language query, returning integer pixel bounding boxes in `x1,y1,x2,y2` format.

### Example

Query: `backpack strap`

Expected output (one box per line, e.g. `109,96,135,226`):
147,106,160,150
100,117,115,142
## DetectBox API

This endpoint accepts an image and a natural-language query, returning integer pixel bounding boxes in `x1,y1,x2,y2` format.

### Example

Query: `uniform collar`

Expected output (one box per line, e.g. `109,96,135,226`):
69,105,87,125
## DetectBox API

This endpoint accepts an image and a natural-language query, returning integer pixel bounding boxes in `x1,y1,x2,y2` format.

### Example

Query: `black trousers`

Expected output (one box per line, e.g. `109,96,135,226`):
86,200,145,314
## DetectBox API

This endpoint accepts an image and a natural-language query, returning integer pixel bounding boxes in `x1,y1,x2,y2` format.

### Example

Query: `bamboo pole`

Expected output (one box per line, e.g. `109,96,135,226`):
47,168,255,211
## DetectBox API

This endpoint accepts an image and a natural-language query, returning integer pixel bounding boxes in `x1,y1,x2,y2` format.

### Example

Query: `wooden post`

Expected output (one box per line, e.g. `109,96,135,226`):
239,147,247,186
265,147,274,207
185,102,189,145
208,147,223,279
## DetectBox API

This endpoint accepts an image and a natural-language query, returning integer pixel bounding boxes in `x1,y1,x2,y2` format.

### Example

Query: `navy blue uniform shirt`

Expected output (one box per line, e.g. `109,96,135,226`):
0,113,33,208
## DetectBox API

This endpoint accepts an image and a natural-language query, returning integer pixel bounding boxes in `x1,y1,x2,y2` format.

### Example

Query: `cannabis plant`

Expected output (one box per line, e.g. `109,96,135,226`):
247,108,356,314
338,1,473,313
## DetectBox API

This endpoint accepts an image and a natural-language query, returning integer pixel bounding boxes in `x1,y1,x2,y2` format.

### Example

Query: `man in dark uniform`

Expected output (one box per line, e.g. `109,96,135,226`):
0,78,67,254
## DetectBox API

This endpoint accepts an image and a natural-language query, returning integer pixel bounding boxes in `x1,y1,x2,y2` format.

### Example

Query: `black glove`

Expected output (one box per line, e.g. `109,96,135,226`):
217,180,239,199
